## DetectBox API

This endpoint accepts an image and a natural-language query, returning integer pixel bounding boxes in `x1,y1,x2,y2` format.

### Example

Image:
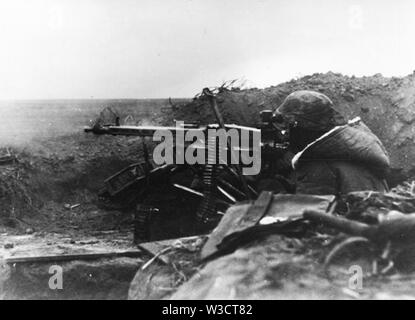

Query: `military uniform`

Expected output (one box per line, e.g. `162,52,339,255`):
275,91,389,195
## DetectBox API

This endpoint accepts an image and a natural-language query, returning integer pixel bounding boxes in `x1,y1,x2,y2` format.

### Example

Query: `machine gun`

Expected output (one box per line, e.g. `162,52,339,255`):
84,89,290,242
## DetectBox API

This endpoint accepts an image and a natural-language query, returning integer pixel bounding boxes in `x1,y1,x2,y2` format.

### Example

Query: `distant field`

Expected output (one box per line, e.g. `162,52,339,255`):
0,98,189,146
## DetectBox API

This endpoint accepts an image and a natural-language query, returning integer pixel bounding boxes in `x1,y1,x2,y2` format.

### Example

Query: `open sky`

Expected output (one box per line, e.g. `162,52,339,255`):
0,0,414,99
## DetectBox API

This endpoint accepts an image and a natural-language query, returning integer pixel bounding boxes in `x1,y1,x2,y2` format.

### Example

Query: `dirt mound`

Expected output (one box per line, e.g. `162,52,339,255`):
0,133,146,232
0,131,202,239
0,98,184,232
0,162,38,225
126,183,415,300
172,71,415,177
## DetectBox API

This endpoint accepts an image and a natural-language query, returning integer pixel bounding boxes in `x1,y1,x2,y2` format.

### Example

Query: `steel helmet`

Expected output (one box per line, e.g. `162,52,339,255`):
275,90,346,131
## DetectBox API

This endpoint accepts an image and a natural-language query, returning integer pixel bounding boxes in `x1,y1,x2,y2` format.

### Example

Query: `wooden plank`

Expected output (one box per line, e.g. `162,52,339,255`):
235,191,274,232
5,250,143,264
200,203,250,259
264,194,336,221
201,191,273,259
201,192,335,260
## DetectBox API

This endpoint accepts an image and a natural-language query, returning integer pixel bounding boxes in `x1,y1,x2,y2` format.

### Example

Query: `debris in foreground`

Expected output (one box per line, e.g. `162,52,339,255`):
129,182,415,300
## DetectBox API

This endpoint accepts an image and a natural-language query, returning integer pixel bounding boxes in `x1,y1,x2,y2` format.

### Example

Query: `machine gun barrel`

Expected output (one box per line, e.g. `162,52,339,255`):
84,123,260,138
84,124,209,137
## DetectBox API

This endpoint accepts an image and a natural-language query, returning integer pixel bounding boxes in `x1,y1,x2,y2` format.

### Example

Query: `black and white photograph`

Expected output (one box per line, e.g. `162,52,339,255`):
1,0,415,305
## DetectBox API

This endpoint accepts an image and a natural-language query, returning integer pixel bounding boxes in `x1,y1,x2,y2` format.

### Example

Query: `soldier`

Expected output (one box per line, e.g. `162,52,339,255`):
274,90,390,195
